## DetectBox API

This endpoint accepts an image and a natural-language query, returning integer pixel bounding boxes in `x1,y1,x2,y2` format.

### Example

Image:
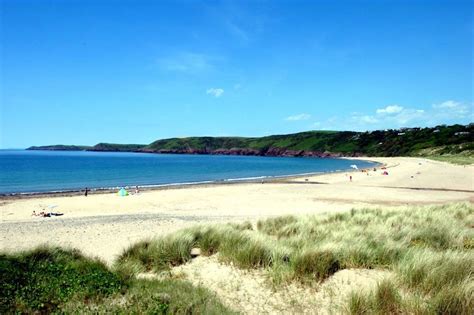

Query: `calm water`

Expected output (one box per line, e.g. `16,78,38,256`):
0,150,377,194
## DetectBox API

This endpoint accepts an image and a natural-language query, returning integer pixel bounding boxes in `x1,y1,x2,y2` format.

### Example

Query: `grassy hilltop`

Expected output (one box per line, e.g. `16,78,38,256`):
145,124,473,157
27,123,473,160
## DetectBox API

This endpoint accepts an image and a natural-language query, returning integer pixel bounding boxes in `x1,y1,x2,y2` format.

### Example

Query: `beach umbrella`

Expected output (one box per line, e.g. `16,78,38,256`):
118,188,128,196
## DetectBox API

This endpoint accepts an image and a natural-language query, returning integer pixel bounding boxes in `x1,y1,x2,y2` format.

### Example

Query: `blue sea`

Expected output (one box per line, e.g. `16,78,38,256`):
0,150,377,194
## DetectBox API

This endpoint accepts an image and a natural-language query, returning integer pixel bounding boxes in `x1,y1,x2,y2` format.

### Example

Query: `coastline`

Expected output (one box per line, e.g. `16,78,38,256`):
0,156,382,199
1,156,472,265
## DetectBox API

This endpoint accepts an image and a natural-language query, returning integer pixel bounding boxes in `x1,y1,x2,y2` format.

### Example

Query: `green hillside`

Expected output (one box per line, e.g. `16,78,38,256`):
27,123,473,159
144,124,473,157
89,143,147,152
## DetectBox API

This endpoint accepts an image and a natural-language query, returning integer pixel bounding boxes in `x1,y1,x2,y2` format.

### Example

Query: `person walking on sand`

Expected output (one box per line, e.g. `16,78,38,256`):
349,175,352,182
84,187,89,197
135,185,139,194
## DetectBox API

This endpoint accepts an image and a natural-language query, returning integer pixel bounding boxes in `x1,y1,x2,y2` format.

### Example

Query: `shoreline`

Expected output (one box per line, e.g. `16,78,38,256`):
1,156,473,264
0,157,383,200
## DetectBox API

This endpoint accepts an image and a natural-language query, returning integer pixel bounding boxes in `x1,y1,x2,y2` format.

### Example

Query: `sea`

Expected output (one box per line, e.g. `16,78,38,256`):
0,150,378,195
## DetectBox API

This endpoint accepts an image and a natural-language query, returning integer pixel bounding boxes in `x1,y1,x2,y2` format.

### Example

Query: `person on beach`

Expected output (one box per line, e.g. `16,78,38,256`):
135,185,139,194
85,187,89,197
350,175,352,182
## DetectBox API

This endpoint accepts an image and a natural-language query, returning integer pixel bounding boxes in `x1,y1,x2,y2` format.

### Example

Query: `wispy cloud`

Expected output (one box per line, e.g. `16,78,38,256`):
285,113,311,121
328,100,472,131
432,100,471,117
433,100,461,109
206,88,224,98
376,105,404,115
157,52,214,73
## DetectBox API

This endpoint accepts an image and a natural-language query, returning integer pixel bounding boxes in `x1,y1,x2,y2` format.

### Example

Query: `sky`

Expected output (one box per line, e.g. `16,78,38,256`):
1,0,473,148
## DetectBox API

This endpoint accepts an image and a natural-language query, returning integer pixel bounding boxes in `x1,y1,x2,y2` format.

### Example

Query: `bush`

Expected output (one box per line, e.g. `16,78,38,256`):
0,247,124,313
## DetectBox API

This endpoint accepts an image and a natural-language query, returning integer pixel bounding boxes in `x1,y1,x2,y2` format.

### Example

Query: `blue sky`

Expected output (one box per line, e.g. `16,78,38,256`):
1,0,472,148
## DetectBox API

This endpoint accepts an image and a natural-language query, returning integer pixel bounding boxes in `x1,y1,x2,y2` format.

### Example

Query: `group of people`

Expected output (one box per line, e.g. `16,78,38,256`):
31,210,63,217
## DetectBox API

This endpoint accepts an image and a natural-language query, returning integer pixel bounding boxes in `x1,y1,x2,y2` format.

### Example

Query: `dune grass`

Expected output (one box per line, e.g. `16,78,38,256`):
2,203,472,313
425,154,474,165
0,246,234,314
117,203,473,314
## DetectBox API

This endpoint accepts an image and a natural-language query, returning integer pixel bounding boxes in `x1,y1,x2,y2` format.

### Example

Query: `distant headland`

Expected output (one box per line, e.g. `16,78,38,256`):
27,123,473,158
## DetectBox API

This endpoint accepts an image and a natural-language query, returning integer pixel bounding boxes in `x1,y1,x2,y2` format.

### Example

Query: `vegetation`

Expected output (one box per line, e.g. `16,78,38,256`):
0,247,234,314
144,124,473,157
60,279,235,314
2,203,472,313
88,143,147,152
117,203,473,314
27,144,91,151
414,145,474,165
27,123,473,160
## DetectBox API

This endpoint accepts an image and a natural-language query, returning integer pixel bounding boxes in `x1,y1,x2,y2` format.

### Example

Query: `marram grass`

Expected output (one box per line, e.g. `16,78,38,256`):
2,203,472,313
117,203,473,314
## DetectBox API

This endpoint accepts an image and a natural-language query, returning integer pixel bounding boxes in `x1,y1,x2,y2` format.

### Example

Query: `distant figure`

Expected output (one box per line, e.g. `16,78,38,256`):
33,211,50,217
135,185,139,194
349,176,352,182
85,187,89,197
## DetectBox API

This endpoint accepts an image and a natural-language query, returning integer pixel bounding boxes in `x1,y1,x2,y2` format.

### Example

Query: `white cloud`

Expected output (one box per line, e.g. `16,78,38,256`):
285,113,311,121
324,100,471,131
433,100,460,109
431,100,473,121
392,108,425,124
206,88,224,98
351,113,379,124
376,105,404,115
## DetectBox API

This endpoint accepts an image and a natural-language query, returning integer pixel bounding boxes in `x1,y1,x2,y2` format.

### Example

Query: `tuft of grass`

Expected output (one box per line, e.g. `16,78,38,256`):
257,215,298,236
396,249,474,295
116,231,196,274
292,249,340,281
348,279,402,315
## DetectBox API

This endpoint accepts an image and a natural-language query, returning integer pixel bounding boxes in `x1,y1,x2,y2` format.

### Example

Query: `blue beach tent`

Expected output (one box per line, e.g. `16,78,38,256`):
118,188,128,196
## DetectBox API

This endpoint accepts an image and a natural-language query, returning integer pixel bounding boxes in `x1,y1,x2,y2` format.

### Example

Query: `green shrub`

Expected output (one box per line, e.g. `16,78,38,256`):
0,247,124,313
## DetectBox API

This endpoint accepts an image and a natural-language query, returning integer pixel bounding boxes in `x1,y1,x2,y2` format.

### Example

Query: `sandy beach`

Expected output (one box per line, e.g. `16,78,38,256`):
1,156,473,313
1,157,472,264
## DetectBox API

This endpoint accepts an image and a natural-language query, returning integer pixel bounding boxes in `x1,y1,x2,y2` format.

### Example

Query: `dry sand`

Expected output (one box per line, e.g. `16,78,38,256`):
1,157,473,313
